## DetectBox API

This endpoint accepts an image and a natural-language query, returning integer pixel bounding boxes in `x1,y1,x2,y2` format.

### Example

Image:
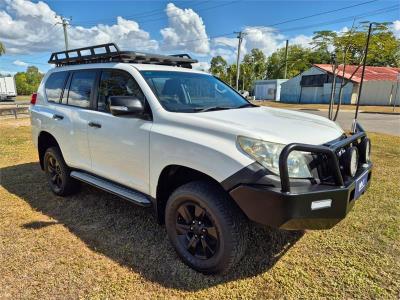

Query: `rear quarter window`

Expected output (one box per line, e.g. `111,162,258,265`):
45,71,68,103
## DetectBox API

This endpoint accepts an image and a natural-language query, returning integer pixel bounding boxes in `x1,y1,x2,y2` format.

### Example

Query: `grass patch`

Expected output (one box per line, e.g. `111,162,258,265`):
0,120,399,299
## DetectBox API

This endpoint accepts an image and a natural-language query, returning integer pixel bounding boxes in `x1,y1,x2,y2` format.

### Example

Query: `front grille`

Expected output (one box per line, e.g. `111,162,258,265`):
309,153,336,184
309,135,364,184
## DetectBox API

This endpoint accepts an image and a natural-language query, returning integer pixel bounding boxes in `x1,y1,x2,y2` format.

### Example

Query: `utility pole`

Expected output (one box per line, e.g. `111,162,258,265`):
353,22,373,131
235,31,245,91
283,40,289,79
328,53,337,120
56,16,71,51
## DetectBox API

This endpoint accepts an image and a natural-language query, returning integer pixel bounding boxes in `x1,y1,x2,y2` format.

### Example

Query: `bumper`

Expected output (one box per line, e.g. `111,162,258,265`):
227,126,372,230
230,163,372,230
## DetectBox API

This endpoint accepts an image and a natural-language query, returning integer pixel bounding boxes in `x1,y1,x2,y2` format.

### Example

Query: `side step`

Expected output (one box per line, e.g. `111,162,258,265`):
70,171,151,207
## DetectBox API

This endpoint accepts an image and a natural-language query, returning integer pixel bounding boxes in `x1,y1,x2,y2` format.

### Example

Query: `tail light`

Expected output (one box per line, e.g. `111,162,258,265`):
30,93,37,105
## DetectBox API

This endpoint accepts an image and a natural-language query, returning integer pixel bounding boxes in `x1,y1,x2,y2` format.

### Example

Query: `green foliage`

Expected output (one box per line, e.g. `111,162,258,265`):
0,41,5,55
312,22,400,67
15,66,44,95
266,45,331,79
241,49,268,90
209,56,228,81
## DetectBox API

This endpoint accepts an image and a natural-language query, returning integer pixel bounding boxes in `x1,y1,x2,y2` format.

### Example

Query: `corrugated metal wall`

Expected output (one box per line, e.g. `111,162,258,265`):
280,67,355,104
360,80,400,106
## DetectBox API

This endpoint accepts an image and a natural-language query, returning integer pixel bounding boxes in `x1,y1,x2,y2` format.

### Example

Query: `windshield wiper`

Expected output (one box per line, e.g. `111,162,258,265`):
194,106,233,112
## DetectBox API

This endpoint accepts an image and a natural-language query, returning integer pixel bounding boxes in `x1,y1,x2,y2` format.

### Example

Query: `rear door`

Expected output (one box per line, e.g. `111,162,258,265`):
61,69,99,171
86,69,152,194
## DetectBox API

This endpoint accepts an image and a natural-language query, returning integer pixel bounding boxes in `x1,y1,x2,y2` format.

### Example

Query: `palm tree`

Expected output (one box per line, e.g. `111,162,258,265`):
0,42,5,55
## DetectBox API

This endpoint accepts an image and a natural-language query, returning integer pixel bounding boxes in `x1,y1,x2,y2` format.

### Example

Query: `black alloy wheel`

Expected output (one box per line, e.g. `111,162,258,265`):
165,181,247,274
46,154,63,192
175,201,219,260
43,147,79,196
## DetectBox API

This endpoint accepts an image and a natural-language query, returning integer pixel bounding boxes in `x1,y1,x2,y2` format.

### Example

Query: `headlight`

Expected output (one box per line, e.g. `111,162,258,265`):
237,136,312,178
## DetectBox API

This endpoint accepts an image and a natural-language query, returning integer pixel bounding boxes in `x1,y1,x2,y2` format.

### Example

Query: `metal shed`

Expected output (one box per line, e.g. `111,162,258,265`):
254,79,287,101
280,64,400,106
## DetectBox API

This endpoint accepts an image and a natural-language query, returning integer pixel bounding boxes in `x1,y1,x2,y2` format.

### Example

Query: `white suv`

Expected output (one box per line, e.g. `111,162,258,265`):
30,44,372,274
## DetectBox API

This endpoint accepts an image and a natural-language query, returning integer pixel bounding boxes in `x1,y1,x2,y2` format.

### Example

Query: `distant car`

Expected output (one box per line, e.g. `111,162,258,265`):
0,76,17,101
30,43,373,274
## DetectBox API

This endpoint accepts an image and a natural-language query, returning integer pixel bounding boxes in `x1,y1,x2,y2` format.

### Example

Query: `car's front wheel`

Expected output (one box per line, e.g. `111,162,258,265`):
165,180,247,274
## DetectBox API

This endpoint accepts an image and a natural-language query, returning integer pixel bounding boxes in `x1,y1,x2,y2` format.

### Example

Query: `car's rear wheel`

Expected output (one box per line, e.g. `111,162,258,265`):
165,180,247,274
44,147,79,196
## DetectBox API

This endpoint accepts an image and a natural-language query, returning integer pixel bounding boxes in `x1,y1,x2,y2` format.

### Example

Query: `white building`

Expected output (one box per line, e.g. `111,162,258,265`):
254,79,287,101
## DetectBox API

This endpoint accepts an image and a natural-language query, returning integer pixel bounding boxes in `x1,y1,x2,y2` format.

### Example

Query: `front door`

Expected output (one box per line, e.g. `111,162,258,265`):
86,69,152,194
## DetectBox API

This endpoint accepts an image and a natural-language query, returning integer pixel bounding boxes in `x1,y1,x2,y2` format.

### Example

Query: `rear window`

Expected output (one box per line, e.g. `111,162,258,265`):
45,72,68,103
67,70,97,108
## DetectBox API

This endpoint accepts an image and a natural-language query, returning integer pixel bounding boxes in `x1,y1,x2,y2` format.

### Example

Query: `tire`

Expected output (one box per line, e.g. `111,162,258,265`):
165,180,248,274
43,147,79,196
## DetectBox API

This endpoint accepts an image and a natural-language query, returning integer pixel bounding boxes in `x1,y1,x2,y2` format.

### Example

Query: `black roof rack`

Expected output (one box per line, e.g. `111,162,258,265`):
48,43,198,68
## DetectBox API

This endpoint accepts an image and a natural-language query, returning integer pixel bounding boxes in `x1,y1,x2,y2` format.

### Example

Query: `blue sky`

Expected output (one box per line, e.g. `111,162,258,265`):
0,0,399,75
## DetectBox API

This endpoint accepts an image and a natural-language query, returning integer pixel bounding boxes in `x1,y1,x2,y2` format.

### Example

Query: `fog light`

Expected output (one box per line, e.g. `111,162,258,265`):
344,147,359,177
360,138,371,163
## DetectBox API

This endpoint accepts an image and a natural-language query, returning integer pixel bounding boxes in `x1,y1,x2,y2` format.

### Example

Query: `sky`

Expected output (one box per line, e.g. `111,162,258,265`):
0,0,399,75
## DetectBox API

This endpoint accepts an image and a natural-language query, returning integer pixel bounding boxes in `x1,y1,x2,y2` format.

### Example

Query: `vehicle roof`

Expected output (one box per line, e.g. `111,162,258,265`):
47,62,209,75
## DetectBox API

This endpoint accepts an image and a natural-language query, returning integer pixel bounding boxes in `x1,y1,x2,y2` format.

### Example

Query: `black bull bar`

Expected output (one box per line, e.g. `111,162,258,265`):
279,123,367,193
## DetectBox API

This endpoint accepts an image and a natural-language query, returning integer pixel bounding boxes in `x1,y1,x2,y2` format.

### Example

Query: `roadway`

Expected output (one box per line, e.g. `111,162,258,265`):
298,109,400,136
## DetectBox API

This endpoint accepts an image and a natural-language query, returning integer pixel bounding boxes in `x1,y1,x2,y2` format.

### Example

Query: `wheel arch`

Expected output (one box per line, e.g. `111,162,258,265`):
37,131,62,170
155,165,225,224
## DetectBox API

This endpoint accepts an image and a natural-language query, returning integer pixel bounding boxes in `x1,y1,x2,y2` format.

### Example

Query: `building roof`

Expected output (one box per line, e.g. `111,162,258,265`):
314,64,400,83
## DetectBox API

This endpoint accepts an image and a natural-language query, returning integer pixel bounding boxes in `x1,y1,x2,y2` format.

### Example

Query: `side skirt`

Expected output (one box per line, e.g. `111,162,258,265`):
70,171,152,207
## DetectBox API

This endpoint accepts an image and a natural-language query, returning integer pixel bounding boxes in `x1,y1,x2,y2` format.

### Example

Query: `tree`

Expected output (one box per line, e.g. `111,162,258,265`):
266,45,330,79
14,66,44,95
0,42,5,56
312,22,399,67
209,56,228,81
241,48,268,91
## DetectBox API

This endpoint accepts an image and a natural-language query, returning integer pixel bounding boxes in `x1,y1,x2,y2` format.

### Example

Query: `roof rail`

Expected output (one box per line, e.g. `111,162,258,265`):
48,43,198,68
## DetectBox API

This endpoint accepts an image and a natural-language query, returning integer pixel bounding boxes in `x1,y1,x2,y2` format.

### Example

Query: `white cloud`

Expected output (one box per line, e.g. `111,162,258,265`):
160,3,209,54
287,34,313,48
13,60,28,67
0,0,158,54
213,37,237,48
209,27,314,64
242,26,285,57
393,20,400,38
192,61,210,72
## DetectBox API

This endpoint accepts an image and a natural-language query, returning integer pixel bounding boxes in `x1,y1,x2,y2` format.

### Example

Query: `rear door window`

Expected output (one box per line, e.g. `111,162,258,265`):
67,70,97,108
45,71,68,103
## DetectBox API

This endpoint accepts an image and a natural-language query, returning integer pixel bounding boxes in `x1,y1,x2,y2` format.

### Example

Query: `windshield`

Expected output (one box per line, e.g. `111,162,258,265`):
140,71,252,112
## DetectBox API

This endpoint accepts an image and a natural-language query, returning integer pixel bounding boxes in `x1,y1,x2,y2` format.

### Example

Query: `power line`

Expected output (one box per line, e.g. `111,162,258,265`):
252,0,379,29
77,1,210,26
79,1,235,27
177,4,397,46
276,5,398,33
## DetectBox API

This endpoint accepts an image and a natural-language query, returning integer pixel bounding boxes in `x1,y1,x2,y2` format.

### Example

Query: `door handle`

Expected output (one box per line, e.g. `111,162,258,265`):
88,121,102,128
52,114,64,120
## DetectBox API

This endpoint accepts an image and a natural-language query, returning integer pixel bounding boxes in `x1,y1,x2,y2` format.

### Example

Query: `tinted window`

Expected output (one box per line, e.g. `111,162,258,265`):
141,71,248,113
98,70,144,112
67,71,96,108
45,72,68,103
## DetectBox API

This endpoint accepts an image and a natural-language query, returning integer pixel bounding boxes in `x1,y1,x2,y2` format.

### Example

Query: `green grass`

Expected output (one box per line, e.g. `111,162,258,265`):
0,119,399,299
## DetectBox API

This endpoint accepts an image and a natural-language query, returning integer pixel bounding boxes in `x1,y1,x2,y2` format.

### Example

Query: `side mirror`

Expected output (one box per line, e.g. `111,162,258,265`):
109,96,144,116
